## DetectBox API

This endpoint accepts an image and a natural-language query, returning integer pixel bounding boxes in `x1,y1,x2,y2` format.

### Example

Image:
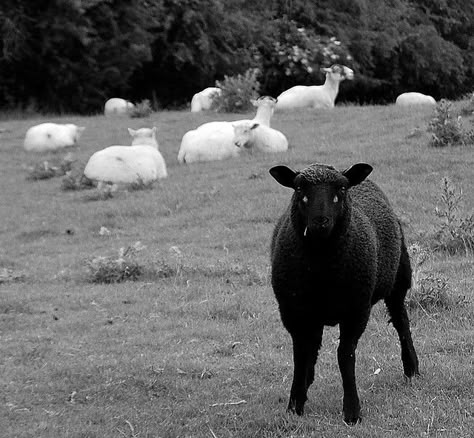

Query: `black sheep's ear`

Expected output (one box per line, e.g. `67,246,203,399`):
269,165,298,189
342,163,373,187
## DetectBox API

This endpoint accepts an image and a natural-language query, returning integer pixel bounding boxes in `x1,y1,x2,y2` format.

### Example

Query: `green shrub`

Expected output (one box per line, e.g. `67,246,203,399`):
428,99,474,147
129,99,153,118
212,68,260,113
432,177,474,255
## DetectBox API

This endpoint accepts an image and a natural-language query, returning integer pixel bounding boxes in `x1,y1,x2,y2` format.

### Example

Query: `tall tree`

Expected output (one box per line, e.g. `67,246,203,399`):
0,0,153,113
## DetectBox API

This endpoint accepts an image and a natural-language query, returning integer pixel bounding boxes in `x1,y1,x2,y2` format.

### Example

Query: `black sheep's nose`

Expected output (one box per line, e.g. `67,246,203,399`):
312,217,330,228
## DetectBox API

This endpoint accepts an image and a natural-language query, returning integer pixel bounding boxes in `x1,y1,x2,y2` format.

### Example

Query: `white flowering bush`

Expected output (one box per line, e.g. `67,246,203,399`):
259,20,352,95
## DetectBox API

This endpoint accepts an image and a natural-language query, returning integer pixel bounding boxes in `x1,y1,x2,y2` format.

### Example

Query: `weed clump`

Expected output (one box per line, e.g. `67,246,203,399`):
0,268,25,284
212,68,260,113
127,176,154,192
61,171,95,191
432,177,474,255
427,99,474,147
27,156,74,181
86,242,145,283
83,185,114,201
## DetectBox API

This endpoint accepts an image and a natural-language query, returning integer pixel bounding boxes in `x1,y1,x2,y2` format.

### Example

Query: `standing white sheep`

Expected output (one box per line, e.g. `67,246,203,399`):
232,122,288,153
104,98,135,116
24,123,85,152
190,87,222,112
276,64,354,111
395,92,436,106
83,127,167,189
178,96,278,163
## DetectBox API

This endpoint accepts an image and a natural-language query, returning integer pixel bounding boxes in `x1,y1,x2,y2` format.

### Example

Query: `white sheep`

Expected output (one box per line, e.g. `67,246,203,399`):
232,122,288,153
395,92,436,106
275,64,354,111
178,96,278,163
104,98,135,116
24,123,85,152
190,87,222,112
83,127,167,189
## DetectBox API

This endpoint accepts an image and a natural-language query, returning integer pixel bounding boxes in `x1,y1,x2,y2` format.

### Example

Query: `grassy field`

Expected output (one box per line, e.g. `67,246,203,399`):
1,103,473,438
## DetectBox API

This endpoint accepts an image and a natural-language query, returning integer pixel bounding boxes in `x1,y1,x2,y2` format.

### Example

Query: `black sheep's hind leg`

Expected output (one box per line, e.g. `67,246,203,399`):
385,296,419,378
386,244,419,378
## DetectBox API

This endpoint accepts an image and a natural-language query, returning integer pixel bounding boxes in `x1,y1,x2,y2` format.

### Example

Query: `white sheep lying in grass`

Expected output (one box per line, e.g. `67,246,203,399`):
190,87,222,112
395,92,436,106
178,96,278,163
276,64,354,111
104,98,135,116
233,122,288,153
24,123,85,152
84,127,167,189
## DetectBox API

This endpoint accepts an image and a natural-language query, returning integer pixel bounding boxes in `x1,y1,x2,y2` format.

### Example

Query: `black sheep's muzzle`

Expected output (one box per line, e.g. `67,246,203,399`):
304,216,334,241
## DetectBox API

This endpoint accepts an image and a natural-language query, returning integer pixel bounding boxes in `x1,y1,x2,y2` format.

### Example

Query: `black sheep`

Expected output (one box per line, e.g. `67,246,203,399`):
269,162,419,424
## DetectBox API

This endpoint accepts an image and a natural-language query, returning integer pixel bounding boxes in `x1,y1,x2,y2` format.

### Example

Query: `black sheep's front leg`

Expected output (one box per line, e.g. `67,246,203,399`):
288,327,323,415
337,320,368,425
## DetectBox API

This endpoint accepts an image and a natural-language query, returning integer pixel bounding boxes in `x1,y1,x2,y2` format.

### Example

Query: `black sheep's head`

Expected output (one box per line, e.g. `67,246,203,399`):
269,163,373,242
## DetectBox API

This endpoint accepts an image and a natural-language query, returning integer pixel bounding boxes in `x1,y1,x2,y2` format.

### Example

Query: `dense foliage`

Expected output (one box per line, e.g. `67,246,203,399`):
0,0,472,113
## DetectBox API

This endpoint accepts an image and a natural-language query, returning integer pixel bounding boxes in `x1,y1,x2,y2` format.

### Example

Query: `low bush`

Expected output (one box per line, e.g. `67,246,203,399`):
129,99,153,118
407,243,464,311
212,68,260,113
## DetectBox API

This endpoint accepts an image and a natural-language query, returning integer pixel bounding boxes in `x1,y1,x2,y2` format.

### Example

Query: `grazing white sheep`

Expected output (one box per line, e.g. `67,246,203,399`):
395,92,436,106
84,127,167,189
233,122,288,153
24,123,85,152
104,98,135,116
178,96,278,163
190,87,222,112
276,64,354,111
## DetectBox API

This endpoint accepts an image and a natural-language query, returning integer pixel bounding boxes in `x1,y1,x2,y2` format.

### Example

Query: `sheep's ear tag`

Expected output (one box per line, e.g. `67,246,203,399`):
269,166,298,189
342,163,373,187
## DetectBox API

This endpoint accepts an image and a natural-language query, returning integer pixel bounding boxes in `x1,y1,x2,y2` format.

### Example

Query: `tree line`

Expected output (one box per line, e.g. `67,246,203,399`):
0,0,473,114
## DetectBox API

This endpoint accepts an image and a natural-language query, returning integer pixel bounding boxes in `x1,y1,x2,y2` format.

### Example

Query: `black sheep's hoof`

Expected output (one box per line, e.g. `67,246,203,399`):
404,372,421,385
343,415,361,426
287,399,304,416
